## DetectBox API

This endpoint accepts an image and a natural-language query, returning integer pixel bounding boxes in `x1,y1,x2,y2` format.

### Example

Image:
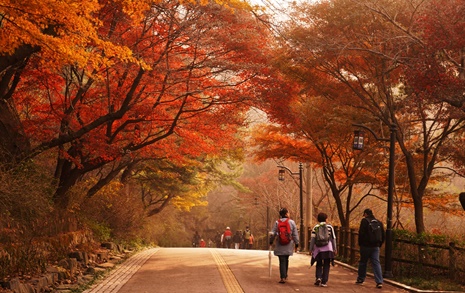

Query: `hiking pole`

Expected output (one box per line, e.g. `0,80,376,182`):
268,245,272,278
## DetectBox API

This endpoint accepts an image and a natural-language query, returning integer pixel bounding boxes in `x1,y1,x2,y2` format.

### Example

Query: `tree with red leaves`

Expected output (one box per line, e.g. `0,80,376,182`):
5,0,279,212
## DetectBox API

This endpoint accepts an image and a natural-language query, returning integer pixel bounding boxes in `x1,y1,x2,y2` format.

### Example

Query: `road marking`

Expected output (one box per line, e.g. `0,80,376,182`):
210,249,244,293
84,248,159,293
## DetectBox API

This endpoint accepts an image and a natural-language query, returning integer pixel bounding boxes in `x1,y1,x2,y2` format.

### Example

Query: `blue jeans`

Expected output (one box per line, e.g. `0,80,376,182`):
357,246,383,284
278,255,289,279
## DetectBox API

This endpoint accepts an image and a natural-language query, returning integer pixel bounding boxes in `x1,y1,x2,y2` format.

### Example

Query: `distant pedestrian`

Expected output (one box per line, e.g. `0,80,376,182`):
356,208,385,289
309,212,337,287
248,233,254,249
192,231,201,247
269,208,299,284
242,226,252,249
222,227,233,249
199,239,206,247
215,232,222,248
233,231,242,249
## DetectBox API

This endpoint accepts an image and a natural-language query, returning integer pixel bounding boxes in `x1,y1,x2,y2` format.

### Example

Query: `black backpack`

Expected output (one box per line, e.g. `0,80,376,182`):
367,219,383,244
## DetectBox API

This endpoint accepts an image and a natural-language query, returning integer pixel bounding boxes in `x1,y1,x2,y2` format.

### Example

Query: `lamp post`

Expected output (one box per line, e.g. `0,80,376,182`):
353,123,396,278
306,163,313,248
278,162,304,251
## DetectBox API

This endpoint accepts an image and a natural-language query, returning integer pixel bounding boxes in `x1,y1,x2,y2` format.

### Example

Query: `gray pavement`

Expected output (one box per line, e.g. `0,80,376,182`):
82,247,452,293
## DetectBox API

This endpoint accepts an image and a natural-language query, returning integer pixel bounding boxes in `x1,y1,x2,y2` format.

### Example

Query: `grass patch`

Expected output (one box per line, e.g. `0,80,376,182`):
394,276,465,291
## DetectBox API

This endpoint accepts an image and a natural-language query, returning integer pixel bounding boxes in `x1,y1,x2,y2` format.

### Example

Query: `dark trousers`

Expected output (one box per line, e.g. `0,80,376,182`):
315,258,331,284
278,255,289,279
223,237,231,248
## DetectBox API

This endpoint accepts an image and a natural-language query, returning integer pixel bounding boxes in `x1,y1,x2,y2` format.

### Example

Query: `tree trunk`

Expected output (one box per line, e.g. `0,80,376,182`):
53,162,83,209
403,147,426,233
0,101,30,165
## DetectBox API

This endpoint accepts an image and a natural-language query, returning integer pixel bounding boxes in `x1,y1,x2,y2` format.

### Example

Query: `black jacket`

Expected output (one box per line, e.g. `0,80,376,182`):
358,216,385,247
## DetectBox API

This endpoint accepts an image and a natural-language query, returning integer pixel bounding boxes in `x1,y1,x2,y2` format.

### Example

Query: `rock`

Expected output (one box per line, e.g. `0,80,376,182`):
85,267,105,275
101,242,116,251
96,251,109,262
1,242,133,293
58,258,78,275
69,251,89,265
4,278,34,293
96,262,115,269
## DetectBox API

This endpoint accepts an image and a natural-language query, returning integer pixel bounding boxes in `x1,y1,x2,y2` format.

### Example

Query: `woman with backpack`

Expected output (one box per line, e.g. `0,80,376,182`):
269,208,299,284
309,212,337,287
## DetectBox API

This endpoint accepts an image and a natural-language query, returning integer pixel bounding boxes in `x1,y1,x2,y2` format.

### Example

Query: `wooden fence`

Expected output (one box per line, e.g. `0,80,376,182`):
331,226,465,282
244,226,465,283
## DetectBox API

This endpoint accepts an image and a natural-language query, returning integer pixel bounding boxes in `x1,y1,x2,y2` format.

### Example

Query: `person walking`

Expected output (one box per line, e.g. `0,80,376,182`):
233,230,243,249
269,208,299,284
199,239,206,247
356,208,385,289
309,212,337,287
242,226,252,249
215,231,222,248
248,233,254,249
222,227,233,249
192,231,201,247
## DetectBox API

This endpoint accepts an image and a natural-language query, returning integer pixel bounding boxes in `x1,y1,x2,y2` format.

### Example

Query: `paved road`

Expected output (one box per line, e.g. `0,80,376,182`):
84,247,411,293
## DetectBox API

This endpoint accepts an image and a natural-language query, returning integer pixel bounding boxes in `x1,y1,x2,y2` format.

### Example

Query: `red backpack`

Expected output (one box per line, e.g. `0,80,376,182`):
277,218,291,245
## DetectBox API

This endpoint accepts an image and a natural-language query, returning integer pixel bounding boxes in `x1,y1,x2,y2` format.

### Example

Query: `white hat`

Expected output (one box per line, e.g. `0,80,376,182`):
226,226,230,229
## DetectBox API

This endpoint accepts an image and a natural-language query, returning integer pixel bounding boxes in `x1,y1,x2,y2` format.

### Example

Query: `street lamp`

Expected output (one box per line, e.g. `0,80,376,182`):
277,162,304,251
353,123,396,278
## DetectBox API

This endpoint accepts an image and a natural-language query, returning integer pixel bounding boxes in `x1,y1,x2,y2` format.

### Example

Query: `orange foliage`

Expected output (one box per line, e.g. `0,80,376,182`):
3,0,279,208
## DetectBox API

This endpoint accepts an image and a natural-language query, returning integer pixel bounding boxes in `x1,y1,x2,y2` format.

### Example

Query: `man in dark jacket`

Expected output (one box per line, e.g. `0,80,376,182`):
356,208,385,289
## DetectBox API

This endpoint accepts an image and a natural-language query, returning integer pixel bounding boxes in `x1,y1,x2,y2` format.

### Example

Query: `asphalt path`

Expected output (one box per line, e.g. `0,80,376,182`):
84,247,411,293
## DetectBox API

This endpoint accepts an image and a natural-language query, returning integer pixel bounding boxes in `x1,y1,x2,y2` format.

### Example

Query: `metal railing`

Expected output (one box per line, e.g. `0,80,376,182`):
332,226,465,282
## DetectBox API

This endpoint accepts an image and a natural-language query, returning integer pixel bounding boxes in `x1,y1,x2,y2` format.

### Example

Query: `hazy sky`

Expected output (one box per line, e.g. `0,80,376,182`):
246,0,312,22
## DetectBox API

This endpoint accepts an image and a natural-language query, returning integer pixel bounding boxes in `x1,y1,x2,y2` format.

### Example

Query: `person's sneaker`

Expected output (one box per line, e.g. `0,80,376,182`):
314,278,321,286
376,283,383,289
355,279,364,285
320,283,327,287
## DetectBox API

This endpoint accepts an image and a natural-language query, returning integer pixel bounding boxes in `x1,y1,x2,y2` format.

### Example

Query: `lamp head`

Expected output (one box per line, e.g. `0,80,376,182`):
353,130,364,150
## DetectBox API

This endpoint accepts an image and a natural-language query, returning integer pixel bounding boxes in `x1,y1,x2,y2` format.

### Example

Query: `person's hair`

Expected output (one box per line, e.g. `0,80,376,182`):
317,212,327,222
364,208,373,216
279,208,289,218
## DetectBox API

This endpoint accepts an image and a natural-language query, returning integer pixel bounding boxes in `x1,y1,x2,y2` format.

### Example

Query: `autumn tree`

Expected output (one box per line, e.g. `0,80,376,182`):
0,0,252,163
237,159,302,241
273,0,465,233
402,0,465,195
4,0,279,213
251,91,393,232
0,0,146,163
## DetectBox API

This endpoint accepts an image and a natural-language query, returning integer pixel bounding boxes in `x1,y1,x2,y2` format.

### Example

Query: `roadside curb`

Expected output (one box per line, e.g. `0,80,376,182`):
334,260,463,293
